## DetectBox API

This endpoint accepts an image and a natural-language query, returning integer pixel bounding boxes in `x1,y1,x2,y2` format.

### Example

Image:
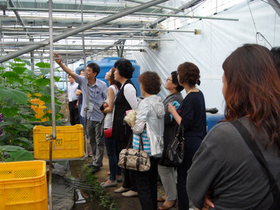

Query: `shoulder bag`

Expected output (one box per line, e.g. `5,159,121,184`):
231,120,280,210
118,133,150,172
165,123,185,166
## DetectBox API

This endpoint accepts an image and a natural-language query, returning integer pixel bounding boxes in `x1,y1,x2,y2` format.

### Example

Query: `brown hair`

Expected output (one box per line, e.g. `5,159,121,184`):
177,62,201,86
109,67,121,89
223,44,280,151
138,71,161,95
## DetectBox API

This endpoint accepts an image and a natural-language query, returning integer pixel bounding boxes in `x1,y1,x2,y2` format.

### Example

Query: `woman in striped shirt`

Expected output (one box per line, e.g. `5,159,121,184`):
132,71,165,210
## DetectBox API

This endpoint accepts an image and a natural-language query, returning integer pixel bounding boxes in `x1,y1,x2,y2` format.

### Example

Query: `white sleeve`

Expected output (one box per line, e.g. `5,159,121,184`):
124,84,138,109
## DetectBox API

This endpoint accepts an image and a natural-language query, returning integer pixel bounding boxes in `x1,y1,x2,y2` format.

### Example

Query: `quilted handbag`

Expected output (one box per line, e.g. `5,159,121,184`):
118,133,150,172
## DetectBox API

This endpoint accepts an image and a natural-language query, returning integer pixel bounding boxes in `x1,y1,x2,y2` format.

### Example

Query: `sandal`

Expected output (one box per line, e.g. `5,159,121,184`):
157,196,166,202
158,200,176,210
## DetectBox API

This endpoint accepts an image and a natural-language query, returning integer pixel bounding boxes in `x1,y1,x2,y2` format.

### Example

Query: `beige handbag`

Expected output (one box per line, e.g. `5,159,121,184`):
118,133,150,172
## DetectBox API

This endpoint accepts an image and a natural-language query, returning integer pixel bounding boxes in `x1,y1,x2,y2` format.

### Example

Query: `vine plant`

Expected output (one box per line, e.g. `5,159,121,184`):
0,58,64,161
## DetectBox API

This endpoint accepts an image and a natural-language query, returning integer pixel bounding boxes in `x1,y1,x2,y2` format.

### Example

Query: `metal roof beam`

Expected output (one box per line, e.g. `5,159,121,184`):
0,26,196,33
0,0,168,63
125,0,182,12
4,7,238,21
8,0,30,36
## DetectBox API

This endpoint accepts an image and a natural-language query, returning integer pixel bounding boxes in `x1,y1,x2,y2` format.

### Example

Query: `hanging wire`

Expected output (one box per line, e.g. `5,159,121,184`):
256,32,272,48
247,0,272,47
247,0,258,33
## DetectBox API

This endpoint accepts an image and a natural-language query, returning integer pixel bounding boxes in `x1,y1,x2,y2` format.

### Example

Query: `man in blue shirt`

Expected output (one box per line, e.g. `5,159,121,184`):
54,53,107,173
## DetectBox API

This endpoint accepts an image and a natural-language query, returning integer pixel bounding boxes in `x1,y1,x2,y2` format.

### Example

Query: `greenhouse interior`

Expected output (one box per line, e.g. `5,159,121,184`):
0,0,280,210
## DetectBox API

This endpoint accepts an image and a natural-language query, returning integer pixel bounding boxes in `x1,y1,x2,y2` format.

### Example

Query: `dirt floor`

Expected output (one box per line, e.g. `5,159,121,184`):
97,156,181,210
70,154,179,210
60,93,193,210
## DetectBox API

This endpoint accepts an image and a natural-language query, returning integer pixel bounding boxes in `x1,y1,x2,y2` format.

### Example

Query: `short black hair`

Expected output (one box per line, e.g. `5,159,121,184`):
114,59,134,79
87,62,100,76
171,71,184,92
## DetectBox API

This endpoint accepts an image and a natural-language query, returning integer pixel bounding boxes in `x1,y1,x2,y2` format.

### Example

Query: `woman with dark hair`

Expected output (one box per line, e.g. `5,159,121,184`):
187,44,280,210
100,67,122,188
113,59,138,197
271,47,280,76
168,62,206,210
132,71,165,210
157,71,184,210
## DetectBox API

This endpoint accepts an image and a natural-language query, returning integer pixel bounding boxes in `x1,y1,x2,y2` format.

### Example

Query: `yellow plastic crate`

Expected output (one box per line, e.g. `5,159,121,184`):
0,160,48,210
33,124,84,160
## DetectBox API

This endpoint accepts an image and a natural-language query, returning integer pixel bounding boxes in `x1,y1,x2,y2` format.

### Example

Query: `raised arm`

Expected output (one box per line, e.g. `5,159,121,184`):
54,52,77,80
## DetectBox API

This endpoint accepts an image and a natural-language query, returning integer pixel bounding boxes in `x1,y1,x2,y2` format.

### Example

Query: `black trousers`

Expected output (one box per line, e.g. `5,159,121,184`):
133,157,158,210
68,100,79,125
177,157,192,210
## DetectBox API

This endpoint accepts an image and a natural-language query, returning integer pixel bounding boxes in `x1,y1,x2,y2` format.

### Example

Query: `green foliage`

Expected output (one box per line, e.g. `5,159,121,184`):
82,165,117,210
5,150,34,162
0,58,64,157
0,145,33,162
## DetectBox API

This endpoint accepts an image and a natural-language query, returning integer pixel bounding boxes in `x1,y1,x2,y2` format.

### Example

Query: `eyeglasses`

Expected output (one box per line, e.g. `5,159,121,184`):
166,78,172,82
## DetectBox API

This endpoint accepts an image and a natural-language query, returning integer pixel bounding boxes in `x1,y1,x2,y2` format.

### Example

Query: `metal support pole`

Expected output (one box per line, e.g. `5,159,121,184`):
81,0,89,156
0,0,168,63
48,0,55,209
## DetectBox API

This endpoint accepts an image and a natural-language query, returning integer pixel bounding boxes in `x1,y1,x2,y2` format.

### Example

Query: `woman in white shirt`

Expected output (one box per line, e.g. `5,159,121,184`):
100,67,122,188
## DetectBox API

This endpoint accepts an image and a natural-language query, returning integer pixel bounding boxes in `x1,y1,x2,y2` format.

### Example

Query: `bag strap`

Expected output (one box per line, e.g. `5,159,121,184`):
230,120,280,209
126,130,145,151
176,123,185,141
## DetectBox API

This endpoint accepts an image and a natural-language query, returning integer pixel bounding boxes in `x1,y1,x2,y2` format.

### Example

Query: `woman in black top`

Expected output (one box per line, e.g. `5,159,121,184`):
168,62,206,210
112,59,138,197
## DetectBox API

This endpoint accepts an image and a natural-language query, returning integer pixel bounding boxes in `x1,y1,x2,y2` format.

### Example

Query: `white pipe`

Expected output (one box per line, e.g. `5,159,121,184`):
48,0,55,209
0,0,168,63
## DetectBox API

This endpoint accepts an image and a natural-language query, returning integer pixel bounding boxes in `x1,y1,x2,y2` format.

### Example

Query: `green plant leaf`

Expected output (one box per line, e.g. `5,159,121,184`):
21,60,31,66
0,86,28,104
1,107,19,118
13,66,27,75
54,76,61,82
39,86,51,96
5,158,14,162
2,71,19,78
14,137,31,147
10,62,26,67
35,78,50,86
14,58,23,62
0,145,25,152
0,121,15,127
9,150,34,161
36,62,50,68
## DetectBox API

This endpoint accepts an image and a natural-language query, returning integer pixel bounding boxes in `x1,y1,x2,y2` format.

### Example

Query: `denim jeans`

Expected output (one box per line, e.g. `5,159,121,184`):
104,135,121,181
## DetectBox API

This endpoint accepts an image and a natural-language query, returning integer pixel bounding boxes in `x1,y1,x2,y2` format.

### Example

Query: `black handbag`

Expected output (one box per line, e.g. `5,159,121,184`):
231,120,280,210
165,123,185,166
